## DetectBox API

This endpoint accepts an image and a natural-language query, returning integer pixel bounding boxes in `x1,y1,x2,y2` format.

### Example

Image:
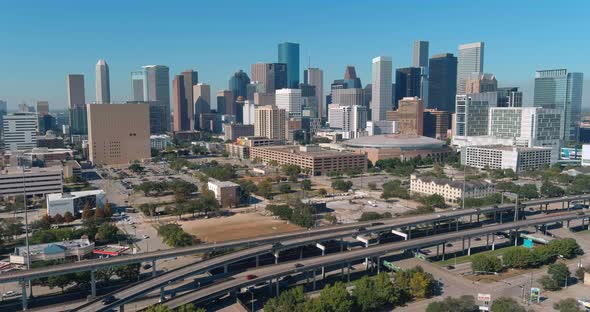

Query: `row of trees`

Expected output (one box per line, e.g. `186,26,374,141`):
134,179,197,201
381,180,409,199
156,224,193,247
358,211,392,222
427,296,530,312
332,179,353,192
145,304,205,312
471,239,581,273
168,190,220,220
265,268,436,312
266,200,315,228
41,263,140,293
30,222,120,245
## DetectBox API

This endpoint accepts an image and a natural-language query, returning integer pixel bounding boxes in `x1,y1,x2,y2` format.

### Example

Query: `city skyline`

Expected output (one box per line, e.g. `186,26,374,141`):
1,1,589,109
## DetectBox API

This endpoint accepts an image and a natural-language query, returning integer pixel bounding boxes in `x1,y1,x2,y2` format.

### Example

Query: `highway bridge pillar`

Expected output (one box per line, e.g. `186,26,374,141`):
340,238,344,252
274,251,280,264
566,220,570,229
159,286,165,302
255,255,260,267
224,264,228,274
467,238,471,256
299,247,303,259
433,221,437,234
347,263,351,283
448,221,452,232
152,260,157,277
514,230,518,246
461,238,465,255
491,234,496,251
456,220,459,232
120,305,124,312
377,256,381,273
442,243,446,261
485,234,489,249
436,244,440,257
477,214,480,223
469,215,473,223
276,278,279,296
91,270,96,298
408,226,412,239
21,279,27,311
312,269,316,290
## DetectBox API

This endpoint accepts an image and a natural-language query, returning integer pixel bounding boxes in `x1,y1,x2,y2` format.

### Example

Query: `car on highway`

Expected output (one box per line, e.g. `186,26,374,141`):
102,295,116,305
446,265,455,270
294,263,304,268
2,291,20,298
246,274,257,280
142,264,152,270
446,243,453,247
143,234,149,239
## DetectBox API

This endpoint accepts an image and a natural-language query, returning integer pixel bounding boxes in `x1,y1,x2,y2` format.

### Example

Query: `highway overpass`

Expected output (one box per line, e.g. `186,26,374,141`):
161,211,590,310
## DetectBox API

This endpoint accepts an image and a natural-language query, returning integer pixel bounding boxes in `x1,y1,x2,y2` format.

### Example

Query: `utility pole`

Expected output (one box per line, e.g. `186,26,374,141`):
21,167,32,299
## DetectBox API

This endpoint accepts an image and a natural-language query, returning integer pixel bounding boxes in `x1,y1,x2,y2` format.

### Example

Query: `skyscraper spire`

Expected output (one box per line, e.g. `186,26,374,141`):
95,59,111,104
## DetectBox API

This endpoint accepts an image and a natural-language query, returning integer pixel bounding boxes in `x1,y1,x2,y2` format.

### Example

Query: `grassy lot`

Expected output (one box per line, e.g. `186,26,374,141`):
436,246,520,266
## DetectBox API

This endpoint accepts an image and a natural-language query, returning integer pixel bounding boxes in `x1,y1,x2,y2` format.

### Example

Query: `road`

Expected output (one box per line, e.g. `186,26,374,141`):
1,203,514,284
160,212,589,309
72,204,517,311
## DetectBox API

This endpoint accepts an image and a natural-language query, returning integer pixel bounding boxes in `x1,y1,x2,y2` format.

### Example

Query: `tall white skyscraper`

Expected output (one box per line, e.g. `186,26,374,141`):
371,56,393,121
275,88,302,119
457,42,484,94
95,59,111,104
304,68,324,119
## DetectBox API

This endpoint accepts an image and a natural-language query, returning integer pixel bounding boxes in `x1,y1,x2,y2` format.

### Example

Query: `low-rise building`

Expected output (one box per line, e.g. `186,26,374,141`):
225,136,282,159
46,190,106,218
463,145,552,173
410,174,496,204
207,179,240,208
222,124,255,141
249,145,367,176
0,167,63,197
36,130,65,148
10,237,94,265
150,134,173,150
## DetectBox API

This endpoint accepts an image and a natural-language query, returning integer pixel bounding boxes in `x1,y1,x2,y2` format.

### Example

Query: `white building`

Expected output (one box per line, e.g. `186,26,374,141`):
328,105,367,139
3,113,38,152
582,145,590,167
10,238,94,264
371,56,393,121
242,100,256,125
0,167,63,197
410,174,495,204
207,179,239,208
275,88,302,119
150,134,172,150
46,190,106,218
95,59,111,104
457,42,484,94
366,120,399,136
454,92,497,137
464,145,552,173
331,88,364,107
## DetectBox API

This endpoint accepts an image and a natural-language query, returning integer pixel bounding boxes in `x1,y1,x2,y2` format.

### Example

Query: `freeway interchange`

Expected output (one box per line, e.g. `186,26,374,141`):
2,194,590,311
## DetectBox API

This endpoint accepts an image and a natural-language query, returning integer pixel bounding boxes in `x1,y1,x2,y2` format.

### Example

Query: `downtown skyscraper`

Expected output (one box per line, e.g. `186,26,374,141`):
173,70,198,131
67,74,87,140
413,40,429,68
251,63,287,95
534,69,584,142
456,42,484,94
278,42,300,88
304,68,324,119
371,56,393,121
95,59,110,104
428,53,457,113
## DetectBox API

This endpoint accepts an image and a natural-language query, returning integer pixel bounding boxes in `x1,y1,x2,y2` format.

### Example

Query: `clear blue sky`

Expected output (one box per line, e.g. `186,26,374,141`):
0,0,588,110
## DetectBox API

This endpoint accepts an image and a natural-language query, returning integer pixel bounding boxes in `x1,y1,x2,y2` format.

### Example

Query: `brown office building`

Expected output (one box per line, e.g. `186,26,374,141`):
172,70,199,132
397,97,424,136
87,104,150,166
254,105,286,141
465,73,497,94
423,109,450,140
250,145,367,176
222,124,254,141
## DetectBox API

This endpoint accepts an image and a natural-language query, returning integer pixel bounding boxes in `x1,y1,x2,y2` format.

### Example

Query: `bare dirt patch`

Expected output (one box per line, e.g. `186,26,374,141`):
180,212,302,242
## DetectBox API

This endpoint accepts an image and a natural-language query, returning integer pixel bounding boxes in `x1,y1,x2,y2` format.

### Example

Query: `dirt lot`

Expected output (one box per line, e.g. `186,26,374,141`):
180,212,302,242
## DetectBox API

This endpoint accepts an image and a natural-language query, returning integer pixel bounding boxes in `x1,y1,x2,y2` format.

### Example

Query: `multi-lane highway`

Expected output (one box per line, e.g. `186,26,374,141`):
0,204,514,284
163,211,590,309
72,204,516,312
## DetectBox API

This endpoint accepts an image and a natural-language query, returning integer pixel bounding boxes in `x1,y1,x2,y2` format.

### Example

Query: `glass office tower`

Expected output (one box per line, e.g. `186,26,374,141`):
278,42,300,88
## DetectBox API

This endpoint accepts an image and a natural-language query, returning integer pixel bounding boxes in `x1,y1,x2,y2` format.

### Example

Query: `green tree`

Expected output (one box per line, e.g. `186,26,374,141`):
301,179,312,191
531,245,556,265
318,188,328,196
426,296,479,312
264,286,306,312
409,271,435,298
128,163,144,173
282,164,302,179
554,298,584,312
548,262,570,287
490,297,526,312
238,179,257,203
307,281,353,312
381,180,409,199
256,179,273,199
422,194,446,208
547,238,581,259
353,275,380,312
331,179,353,192
114,263,141,282
53,213,65,224
471,254,502,273
279,183,292,194
103,201,113,218
374,272,400,306
539,274,560,291
82,204,93,219
96,223,119,243
146,305,172,312
541,182,565,197
502,247,533,269
47,274,73,293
